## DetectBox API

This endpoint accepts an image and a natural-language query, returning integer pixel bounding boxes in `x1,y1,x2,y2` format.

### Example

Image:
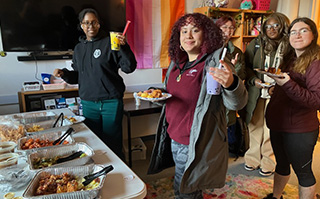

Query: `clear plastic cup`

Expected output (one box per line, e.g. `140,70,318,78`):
110,32,121,51
206,66,221,95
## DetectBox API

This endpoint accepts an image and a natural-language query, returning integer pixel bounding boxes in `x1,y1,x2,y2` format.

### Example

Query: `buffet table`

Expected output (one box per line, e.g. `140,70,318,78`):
0,109,147,199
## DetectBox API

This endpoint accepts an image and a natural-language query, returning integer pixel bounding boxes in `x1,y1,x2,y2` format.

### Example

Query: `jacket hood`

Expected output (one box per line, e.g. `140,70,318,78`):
79,30,107,43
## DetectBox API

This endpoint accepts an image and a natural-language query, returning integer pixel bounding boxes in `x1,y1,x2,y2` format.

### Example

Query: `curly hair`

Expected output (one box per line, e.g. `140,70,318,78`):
168,13,223,63
215,15,236,28
261,12,290,55
288,17,320,74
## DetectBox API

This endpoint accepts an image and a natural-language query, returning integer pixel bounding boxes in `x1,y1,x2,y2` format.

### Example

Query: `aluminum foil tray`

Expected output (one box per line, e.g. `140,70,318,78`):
25,119,73,135
13,111,56,123
17,130,75,154
23,164,106,199
28,142,94,170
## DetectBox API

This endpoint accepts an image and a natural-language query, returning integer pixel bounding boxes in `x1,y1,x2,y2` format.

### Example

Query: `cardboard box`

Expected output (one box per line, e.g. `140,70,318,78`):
123,138,146,162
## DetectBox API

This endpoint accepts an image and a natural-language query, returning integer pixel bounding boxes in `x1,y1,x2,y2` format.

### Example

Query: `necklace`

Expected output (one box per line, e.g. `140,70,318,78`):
176,60,195,82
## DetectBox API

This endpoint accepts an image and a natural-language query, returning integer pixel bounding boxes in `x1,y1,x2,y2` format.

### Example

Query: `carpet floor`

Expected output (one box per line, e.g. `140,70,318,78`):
144,173,299,199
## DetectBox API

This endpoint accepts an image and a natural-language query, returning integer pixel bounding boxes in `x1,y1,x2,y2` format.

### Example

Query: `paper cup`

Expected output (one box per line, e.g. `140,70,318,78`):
110,31,120,51
41,73,52,84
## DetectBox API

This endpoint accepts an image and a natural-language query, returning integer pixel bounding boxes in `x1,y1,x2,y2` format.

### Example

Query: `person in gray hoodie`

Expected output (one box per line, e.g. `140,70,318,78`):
147,13,248,198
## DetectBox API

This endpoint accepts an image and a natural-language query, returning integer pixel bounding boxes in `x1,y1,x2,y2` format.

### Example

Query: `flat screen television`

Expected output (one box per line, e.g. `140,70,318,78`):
0,0,126,52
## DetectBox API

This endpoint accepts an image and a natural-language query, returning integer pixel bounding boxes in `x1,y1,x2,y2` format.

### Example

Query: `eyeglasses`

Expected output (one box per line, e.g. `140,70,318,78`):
265,23,280,30
289,28,311,36
81,21,99,27
220,26,235,30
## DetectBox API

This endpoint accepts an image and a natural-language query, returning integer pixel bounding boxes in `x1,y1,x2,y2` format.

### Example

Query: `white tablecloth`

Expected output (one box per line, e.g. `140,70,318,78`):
0,109,147,199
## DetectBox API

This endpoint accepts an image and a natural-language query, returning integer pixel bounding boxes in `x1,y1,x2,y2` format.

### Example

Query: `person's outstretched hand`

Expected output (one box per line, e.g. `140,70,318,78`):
269,72,290,86
231,53,239,65
208,60,234,88
53,69,64,77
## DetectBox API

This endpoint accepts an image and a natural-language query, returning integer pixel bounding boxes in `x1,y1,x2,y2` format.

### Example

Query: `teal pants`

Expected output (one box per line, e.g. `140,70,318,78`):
81,99,124,159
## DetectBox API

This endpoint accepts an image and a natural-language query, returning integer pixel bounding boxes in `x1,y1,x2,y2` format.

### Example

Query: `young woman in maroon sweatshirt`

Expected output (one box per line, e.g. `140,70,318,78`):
265,17,320,199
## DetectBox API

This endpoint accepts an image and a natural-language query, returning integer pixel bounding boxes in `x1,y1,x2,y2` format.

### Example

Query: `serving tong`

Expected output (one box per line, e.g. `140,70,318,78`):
52,127,74,145
82,165,114,186
56,150,84,164
52,113,64,128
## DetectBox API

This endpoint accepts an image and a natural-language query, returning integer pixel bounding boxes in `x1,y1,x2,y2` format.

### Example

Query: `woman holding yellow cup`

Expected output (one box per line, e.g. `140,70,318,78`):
53,8,136,160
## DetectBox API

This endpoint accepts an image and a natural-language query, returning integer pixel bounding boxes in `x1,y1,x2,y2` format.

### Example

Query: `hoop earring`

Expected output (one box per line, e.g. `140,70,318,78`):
180,45,185,51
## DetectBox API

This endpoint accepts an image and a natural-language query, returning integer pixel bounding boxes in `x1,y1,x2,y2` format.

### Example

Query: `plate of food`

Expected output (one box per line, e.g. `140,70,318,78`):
137,89,172,102
65,116,86,124
254,68,284,78
257,82,275,88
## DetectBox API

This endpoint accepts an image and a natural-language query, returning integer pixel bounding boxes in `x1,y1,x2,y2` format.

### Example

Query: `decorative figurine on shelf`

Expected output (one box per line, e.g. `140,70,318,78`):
240,0,253,10
213,0,229,8
200,0,214,7
251,16,265,35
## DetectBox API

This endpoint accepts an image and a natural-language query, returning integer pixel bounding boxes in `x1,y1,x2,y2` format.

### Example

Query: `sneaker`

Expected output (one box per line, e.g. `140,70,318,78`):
263,193,283,199
244,164,257,171
259,169,274,177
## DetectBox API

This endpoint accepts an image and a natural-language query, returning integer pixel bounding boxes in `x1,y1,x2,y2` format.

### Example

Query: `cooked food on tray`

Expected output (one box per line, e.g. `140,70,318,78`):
266,67,281,74
35,172,100,195
21,138,69,150
32,152,87,169
137,89,163,98
256,67,282,74
26,124,45,132
65,116,77,123
0,124,25,142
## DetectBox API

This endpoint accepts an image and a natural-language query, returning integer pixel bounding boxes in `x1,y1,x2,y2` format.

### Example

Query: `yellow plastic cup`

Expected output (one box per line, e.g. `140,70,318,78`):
110,31,121,51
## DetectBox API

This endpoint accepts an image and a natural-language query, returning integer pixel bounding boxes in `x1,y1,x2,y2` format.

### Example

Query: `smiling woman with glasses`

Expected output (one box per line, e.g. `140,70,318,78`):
53,8,137,160
265,23,280,30
81,21,100,28
215,16,247,153
289,28,311,36
265,17,320,199
243,12,291,183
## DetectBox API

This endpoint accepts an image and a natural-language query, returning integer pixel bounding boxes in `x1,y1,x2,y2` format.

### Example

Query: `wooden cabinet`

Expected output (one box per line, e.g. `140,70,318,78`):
193,7,272,51
18,88,79,112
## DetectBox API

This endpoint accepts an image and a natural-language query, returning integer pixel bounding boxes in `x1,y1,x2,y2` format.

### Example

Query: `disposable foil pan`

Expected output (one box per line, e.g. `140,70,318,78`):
23,164,106,199
17,130,75,154
25,119,73,135
13,111,56,124
28,142,94,170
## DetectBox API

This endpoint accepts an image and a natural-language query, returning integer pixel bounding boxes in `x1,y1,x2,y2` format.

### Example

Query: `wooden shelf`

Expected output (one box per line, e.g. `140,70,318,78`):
18,88,79,112
194,7,272,51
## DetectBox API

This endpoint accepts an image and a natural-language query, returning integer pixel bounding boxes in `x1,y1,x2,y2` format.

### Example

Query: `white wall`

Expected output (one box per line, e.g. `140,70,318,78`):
0,49,162,114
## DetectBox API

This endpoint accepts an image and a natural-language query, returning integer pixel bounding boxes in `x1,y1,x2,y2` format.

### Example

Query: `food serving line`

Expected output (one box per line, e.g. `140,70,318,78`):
0,108,147,199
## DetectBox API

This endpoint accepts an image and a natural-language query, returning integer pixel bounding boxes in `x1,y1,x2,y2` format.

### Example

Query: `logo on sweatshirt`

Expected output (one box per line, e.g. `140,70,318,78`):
93,49,101,58
186,69,198,77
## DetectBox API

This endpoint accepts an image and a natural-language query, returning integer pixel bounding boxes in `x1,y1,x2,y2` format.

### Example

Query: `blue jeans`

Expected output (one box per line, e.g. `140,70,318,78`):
82,98,124,160
171,139,203,199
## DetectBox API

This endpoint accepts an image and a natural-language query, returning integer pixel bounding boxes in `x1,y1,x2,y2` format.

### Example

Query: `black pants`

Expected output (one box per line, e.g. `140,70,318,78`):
270,129,319,187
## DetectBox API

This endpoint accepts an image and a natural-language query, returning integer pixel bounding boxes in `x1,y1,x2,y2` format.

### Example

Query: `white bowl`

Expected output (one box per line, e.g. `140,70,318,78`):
0,141,16,154
0,153,19,168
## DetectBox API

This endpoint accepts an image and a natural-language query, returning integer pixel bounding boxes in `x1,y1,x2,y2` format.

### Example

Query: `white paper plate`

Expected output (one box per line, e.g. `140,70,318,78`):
137,93,172,102
255,69,285,78
257,82,275,88
65,116,86,124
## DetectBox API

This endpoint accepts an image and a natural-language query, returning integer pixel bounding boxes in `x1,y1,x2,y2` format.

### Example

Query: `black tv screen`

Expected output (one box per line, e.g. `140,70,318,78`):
0,0,126,52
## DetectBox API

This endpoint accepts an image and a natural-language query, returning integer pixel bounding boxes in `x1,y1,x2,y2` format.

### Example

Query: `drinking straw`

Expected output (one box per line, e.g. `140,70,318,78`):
122,20,131,36
218,48,227,69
